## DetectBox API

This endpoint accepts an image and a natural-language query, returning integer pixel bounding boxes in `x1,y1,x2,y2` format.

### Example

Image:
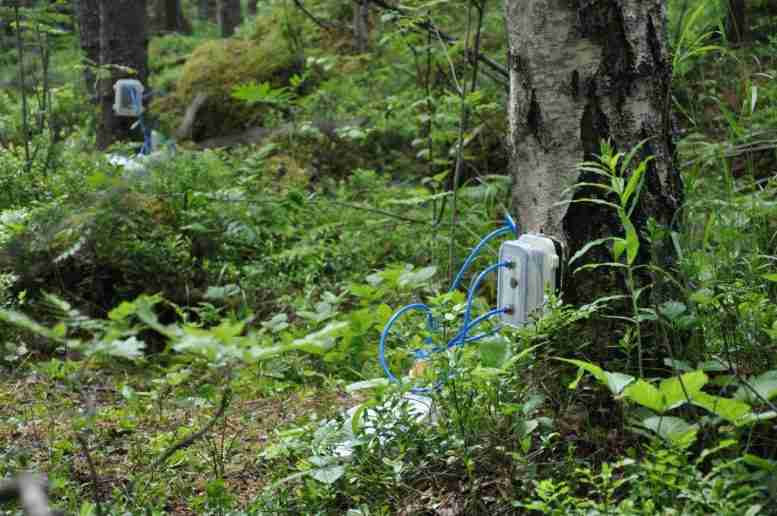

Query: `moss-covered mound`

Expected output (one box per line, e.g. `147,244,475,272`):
166,27,301,140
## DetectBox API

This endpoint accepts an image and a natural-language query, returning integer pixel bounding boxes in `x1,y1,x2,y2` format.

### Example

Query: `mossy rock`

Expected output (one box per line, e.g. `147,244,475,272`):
169,30,301,140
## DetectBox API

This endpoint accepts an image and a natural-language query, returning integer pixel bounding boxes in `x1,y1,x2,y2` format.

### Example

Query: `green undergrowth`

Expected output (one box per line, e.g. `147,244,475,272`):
1,0,777,514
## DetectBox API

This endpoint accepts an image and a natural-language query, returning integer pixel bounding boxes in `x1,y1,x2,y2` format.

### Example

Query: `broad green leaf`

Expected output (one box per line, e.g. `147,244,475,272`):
620,212,639,265
108,300,138,321
762,273,777,282
309,464,345,484
664,358,692,372
613,239,626,262
93,337,145,360
692,392,751,424
640,415,697,446
743,454,777,472
624,380,665,413
0,309,63,342
659,301,687,322
205,284,241,300
398,266,437,288
555,358,634,395
479,336,510,368
346,378,390,392
292,321,349,353
735,370,777,403
698,358,731,372
659,370,708,410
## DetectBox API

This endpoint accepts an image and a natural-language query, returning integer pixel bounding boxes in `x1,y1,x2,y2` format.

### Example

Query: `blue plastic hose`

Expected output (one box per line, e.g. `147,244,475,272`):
449,213,519,292
378,213,519,391
128,87,152,156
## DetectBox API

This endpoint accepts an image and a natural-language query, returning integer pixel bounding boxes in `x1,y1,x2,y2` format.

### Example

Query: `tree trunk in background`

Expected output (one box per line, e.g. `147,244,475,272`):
198,0,209,20
77,0,100,98
726,0,748,44
197,0,217,21
96,0,148,149
218,0,241,37
247,0,256,17
352,0,369,52
504,0,682,303
164,0,179,31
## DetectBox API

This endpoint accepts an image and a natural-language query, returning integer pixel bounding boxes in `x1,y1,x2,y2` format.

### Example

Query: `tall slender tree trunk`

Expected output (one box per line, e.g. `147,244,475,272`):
352,0,369,52
218,0,241,37
726,0,748,44
164,0,179,31
247,0,257,17
77,0,100,97
504,0,682,302
197,0,217,21
96,0,148,149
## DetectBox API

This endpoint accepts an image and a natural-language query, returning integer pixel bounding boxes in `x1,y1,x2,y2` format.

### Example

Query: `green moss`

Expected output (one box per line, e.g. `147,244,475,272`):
169,28,300,138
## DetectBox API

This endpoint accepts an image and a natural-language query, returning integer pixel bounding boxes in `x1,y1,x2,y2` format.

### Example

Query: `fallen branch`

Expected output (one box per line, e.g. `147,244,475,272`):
150,386,232,470
75,433,104,516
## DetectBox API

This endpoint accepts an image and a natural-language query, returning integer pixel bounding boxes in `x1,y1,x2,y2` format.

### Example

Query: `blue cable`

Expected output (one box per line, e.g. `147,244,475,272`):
378,213,519,391
462,260,511,332
449,307,507,349
128,87,152,156
449,213,518,292
379,303,436,385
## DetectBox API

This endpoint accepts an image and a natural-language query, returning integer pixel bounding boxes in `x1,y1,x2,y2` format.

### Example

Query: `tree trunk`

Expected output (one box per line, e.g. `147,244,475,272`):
96,0,148,149
247,0,257,17
197,0,217,21
77,0,100,98
726,0,748,44
352,0,369,52
163,0,178,31
218,0,241,37
504,0,682,303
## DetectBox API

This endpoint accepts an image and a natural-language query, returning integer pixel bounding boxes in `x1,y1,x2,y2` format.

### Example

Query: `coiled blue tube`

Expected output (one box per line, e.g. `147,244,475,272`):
379,303,436,384
378,213,519,391
128,87,152,156
448,213,519,292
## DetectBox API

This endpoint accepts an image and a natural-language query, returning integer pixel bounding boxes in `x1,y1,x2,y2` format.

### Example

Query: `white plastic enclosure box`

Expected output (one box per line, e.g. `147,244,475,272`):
497,234,560,326
113,79,144,117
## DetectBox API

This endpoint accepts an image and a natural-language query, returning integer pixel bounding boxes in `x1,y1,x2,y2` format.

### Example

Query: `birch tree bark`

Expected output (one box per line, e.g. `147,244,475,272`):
504,0,682,300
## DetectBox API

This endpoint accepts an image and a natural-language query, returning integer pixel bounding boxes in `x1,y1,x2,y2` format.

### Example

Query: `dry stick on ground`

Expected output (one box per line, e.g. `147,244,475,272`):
150,385,233,470
75,432,104,516
0,474,62,516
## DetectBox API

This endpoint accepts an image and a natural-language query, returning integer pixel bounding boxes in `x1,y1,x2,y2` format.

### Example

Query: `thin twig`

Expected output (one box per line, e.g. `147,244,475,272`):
356,0,508,79
150,386,232,470
313,198,430,224
292,0,350,32
75,433,104,516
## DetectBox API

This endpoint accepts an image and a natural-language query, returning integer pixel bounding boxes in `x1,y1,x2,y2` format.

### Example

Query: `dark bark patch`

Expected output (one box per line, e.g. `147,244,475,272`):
508,51,532,90
527,90,547,148
580,96,609,160
571,69,580,99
